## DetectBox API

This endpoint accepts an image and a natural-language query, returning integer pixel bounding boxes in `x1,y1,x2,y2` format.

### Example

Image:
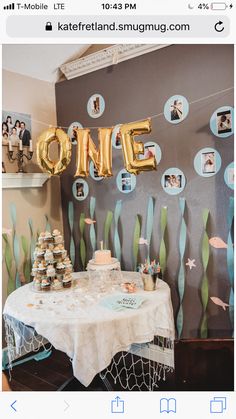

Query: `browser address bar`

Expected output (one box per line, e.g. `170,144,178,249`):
6,15,229,38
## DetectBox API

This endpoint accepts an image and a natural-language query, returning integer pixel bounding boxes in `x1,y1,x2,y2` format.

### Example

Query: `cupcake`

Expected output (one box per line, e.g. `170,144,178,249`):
54,234,63,244
64,258,73,273
62,274,72,288
31,261,39,276
36,249,45,261
52,278,63,290
38,262,47,275
44,231,54,243
45,249,54,263
52,229,61,237
46,264,56,278
56,262,65,275
33,278,41,291
41,278,51,292
53,245,63,260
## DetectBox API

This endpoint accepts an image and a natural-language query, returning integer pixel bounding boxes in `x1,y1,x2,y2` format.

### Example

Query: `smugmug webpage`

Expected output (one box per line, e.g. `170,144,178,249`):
0,0,235,418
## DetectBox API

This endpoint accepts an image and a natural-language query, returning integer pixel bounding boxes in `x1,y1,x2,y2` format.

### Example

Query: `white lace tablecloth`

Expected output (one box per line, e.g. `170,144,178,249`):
3,272,175,387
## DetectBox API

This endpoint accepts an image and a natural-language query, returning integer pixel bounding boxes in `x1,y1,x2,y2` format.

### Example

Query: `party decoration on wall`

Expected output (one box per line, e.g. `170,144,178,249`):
21,236,31,283
10,203,21,289
200,208,210,339
89,161,103,181
177,198,187,339
159,206,167,275
164,95,189,124
210,106,234,138
224,162,234,190
89,197,97,254
85,218,96,225
139,238,149,245
44,214,51,233
210,297,229,311
145,197,154,263
227,197,234,335
133,215,141,271
37,127,72,175
116,169,137,194
140,141,162,165
28,218,36,266
209,237,228,249
67,121,83,144
194,147,222,177
72,178,89,201
68,201,75,266
75,128,113,178
112,124,122,149
114,200,122,261
2,233,14,295
161,168,186,195
120,119,157,175
104,210,113,250
87,93,105,118
185,258,196,270
79,213,86,270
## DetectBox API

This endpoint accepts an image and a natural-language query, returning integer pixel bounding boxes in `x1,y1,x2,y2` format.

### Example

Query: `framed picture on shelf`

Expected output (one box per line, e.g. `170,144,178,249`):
2,110,32,146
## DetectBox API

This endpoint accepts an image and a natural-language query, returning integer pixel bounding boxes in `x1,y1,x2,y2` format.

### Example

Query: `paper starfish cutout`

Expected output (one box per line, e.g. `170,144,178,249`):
186,258,196,270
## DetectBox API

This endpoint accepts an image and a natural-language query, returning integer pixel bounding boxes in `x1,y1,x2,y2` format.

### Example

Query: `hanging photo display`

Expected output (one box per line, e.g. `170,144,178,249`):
210,106,234,138
224,162,234,190
139,141,162,165
164,95,189,124
194,147,222,177
112,124,122,149
87,94,105,118
67,121,83,145
116,169,136,194
89,161,103,181
161,167,186,195
72,178,89,201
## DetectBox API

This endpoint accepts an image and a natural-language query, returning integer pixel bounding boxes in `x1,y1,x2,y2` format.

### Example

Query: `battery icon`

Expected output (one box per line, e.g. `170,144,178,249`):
211,2,227,9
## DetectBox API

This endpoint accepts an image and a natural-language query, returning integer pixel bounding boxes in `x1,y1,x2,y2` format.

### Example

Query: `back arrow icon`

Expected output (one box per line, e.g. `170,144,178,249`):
11,400,17,412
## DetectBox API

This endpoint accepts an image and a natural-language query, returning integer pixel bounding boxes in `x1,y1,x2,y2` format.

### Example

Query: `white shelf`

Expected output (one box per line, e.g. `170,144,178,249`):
2,173,50,189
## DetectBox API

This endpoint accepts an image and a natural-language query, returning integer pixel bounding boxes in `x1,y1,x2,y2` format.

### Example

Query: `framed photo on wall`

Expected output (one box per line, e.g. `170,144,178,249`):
2,111,32,146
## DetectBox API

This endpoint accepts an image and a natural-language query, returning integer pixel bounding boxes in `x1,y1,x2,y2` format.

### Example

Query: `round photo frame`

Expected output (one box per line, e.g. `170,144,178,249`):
67,121,83,145
161,168,186,195
87,94,105,119
116,169,136,194
140,141,162,165
210,106,234,138
164,95,189,124
72,178,89,201
194,147,222,177
112,124,122,149
224,162,234,190
89,161,103,181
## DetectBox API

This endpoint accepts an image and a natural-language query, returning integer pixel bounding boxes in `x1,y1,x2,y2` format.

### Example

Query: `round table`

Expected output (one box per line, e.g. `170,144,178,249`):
4,272,175,389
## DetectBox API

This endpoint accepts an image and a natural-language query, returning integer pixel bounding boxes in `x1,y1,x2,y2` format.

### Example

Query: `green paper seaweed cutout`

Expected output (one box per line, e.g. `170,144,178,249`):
177,198,187,338
200,208,210,339
21,236,31,283
133,215,141,271
89,197,96,254
2,233,15,295
145,197,154,264
104,210,113,250
159,206,167,275
68,201,75,266
114,200,122,261
79,213,86,269
10,203,21,289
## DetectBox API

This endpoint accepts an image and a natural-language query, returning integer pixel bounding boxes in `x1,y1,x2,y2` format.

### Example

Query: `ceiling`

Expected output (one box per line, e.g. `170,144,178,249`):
2,44,91,83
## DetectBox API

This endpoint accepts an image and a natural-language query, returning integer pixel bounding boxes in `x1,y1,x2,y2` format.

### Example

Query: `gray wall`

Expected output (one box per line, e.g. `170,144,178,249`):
56,45,234,338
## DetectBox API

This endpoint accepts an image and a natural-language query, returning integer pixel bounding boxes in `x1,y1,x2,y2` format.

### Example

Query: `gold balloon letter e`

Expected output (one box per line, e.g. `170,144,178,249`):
120,119,157,175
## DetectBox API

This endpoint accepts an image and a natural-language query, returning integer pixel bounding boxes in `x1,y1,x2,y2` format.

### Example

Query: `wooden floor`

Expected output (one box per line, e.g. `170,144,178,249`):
4,339,234,392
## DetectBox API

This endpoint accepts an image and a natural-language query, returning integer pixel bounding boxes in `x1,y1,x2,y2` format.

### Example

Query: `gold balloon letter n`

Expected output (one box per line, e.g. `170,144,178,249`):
74,128,113,178
120,119,157,175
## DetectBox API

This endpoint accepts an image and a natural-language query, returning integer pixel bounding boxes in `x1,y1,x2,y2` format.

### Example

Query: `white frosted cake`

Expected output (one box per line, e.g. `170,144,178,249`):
94,249,112,264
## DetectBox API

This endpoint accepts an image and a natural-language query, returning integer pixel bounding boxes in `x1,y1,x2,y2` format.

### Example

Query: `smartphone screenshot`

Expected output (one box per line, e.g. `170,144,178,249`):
0,1,235,418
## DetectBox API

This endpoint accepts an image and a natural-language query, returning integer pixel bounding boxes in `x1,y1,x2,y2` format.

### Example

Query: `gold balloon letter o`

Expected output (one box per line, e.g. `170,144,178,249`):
36,128,72,175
